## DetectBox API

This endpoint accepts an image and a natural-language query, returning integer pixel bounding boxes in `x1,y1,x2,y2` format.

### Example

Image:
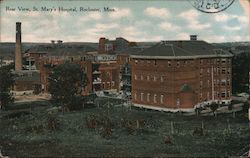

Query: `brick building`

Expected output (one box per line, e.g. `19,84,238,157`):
130,39,233,111
12,21,233,111
37,53,120,96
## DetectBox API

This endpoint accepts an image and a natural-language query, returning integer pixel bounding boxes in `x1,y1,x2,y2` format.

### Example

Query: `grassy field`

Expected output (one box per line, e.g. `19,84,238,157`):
0,99,249,157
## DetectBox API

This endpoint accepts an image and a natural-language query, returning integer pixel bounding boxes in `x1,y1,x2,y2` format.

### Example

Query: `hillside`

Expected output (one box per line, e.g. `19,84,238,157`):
0,42,99,59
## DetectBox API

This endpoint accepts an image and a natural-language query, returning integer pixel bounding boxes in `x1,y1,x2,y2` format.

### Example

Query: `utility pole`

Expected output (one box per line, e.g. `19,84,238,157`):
248,107,250,128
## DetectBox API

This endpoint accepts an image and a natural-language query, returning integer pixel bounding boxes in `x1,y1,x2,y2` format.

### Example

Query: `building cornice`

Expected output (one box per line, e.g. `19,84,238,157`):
130,54,233,60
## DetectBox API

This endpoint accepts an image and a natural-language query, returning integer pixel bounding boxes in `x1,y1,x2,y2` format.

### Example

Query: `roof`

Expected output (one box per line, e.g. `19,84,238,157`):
115,46,150,55
26,43,97,56
14,71,40,83
131,40,233,59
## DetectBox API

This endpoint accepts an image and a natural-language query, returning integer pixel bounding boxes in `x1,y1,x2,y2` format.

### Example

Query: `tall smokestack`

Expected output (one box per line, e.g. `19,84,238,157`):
15,22,22,71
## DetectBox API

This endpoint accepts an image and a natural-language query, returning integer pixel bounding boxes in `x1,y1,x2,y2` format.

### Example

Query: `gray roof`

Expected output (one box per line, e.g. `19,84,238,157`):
115,46,150,55
131,40,233,58
14,71,40,83
26,44,97,56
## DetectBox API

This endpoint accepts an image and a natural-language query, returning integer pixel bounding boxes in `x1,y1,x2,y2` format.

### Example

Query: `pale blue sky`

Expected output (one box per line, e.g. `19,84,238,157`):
0,0,249,43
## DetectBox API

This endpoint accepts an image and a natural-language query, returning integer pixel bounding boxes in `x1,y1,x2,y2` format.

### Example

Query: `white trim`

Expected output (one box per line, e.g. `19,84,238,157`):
194,99,232,108
131,54,233,60
133,103,195,113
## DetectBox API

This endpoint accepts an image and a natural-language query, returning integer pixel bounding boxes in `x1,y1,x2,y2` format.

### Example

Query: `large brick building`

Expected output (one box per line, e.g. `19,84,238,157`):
130,39,233,111
37,53,120,95
12,22,233,111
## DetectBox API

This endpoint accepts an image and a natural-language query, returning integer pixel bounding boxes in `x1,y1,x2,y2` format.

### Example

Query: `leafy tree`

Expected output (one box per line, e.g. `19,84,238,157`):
48,62,88,111
232,53,250,94
0,64,15,110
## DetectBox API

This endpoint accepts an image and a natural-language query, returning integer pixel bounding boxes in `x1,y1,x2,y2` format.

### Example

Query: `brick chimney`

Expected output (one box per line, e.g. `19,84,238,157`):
190,35,197,41
15,22,22,71
98,37,106,54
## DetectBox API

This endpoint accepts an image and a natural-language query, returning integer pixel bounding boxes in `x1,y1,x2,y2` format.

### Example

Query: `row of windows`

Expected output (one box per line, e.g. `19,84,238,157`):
200,58,231,64
134,75,165,82
200,67,230,75
135,59,194,67
200,79,230,87
134,93,164,104
102,81,115,88
134,59,231,68
200,90,230,100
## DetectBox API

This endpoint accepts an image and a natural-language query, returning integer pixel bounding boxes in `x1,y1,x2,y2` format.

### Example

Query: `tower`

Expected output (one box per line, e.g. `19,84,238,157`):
15,22,22,71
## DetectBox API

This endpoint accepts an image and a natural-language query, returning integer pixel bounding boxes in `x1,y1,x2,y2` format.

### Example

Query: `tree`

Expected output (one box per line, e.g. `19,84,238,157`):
48,62,88,111
210,102,219,117
0,64,15,110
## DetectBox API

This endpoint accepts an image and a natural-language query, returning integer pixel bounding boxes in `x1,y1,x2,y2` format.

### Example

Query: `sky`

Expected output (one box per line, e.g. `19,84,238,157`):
0,0,249,43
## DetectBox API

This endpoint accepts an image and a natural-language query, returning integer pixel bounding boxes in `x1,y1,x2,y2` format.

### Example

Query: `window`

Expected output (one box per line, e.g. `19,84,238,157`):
227,79,230,86
177,61,180,67
135,60,138,64
147,75,150,81
200,59,203,64
135,75,137,80
207,92,210,100
154,76,157,81
207,68,210,74
227,91,230,97
134,93,137,100
160,76,164,82
221,58,226,63
147,93,150,102
221,79,226,86
154,94,157,103
207,80,210,87
160,95,164,104
200,68,203,75
141,75,143,80
112,81,115,87
154,60,157,65
141,93,144,101
200,81,203,88
221,92,226,98
221,68,226,74
168,61,171,67
227,69,230,74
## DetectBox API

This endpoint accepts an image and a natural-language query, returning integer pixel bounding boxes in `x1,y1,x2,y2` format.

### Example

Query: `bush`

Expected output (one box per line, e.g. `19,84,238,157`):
209,102,219,116
47,114,59,131
243,102,249,112
67,96,84,111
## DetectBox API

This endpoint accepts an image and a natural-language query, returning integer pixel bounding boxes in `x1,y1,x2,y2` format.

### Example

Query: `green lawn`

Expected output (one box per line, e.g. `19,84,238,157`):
0,100,249,157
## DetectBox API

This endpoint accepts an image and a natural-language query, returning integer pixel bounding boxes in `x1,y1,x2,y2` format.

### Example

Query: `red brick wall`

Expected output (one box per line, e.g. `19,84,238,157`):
98,38,106,54
99,63,120,91
131,57,232,109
